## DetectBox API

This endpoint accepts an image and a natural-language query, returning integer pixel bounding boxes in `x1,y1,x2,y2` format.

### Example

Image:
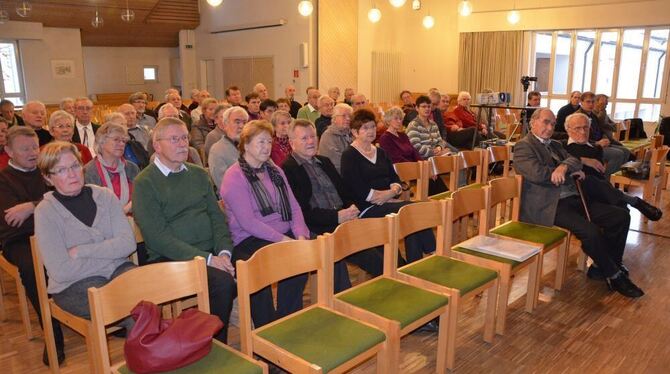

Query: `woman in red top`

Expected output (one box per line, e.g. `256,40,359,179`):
270,110,293,166
46,110,93,164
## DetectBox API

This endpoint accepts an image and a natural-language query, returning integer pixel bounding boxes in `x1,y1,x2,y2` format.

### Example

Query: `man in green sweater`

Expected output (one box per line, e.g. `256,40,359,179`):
132,117,236,343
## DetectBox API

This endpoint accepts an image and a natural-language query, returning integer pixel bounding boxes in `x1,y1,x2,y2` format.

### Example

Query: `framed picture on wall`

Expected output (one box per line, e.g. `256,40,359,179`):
51,60,75,79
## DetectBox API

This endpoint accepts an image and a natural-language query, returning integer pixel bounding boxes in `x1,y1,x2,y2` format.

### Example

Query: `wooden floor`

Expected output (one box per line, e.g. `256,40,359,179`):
2,190,670,373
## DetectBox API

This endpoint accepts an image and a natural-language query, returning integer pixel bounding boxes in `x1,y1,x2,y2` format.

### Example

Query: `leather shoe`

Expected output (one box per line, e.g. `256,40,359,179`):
42,346,65,366
586,265,606,281
633,198,662,221
607,274,645,298
415,318,440,333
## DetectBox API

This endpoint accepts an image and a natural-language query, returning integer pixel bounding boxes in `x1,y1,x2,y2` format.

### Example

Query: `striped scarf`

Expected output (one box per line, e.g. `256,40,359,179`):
238,156,292,221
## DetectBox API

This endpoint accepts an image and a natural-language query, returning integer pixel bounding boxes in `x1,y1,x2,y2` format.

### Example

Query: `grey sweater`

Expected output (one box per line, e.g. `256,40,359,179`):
34,185,135,293
208,136,239,190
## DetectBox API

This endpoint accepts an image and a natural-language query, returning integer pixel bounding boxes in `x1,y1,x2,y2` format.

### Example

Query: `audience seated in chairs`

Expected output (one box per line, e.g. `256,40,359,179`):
269,110,292,166
73,97,100,155
153,104,203,167
47,110,93,165
245,92,262,121
341,108,436,264
555,90,581,137
0,99,25,127
220,120,310,328
129,92,157,132
296,87,321,123
59,97,76,116
407,95,458,160
117,103,150,151
132,117,236,343
284,84,302,118
189,89,211,121
0,118,8,169
0,126,65,365
318,102,353,174
514,108,647,298
315,94,335,138
203,104,229,158
22,101,53,146
83,122,140,215
259,99,277,122
208,106,247,190
190,98,218,155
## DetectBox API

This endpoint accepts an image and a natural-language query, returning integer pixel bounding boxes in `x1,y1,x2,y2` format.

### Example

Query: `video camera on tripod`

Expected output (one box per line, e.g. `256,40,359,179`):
520,76,538,91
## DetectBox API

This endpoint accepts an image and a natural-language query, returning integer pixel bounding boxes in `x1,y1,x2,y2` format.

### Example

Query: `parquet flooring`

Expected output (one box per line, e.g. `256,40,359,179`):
1,190,669,373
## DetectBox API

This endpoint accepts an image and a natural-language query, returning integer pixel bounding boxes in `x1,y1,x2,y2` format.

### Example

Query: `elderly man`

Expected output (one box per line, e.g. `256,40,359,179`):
315,95,335,138
208,106,248,189
163,92,192,131
155,88,190,114
284,84,302,118
563,112,661,220
59,97,76,116
148,104,203,167
0,99,25,127
188,88,201,112
133,118,237,343
350,93,367,112
577,92,630,176
296,87,321,123
0,126,65,364
343,87,355,106
129,92,157,131
555,90,581,138
327,87,340,102
72,97,100,155
189,89,211,123
514,108,644,298
118,103,150,150
22,101,53,146
318,103,352,173
593,94,618,138
225,85,244,107
253,83,269,100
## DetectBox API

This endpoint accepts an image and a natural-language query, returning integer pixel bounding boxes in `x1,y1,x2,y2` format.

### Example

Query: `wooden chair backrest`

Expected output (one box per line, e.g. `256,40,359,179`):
650,146,670,179
652,134,665,149
487,176,522,226
482,145,511,184
457,149,484,184
329,217,391,263
617,120,631,141
394,161,427,201
394,201,447,256
446,186,490,246
429,155,458,191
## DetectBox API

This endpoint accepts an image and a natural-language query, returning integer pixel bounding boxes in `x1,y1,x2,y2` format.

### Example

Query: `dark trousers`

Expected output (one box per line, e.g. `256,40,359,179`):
232,232,308,328
447,128,484,149
150,256,236,343
554,196,630,277
362,201,436,264
2,238,64,350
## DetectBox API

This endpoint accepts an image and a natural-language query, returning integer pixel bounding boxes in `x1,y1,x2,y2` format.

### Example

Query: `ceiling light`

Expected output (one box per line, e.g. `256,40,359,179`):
389,0,407,7
0,10,9,24
207,0,223,6
422,15,435,29
412,0,421,10
298,1,314,16
458,0,472,16
91,9,104,28
368,7,382,23
121,0,134,23
507,10,520,24
16,1,31,18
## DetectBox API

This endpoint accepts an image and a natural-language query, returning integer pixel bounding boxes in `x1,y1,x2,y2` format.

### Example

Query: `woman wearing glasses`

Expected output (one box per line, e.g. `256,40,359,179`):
83,122,140,214
34,141,136,321
47,110,93,164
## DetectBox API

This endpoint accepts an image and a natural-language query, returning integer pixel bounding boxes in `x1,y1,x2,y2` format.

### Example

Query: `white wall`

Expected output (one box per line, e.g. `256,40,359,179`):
18,26,87,104
82,46,179,101
194,0,316,102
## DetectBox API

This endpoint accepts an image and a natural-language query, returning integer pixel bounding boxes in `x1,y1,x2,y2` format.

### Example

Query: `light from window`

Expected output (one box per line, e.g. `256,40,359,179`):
534,33,552,93
572,31,595,92
143,66,158,81
596,31,618,97
613,102,636,120
552,31,572,95
0,41,25,105
549,99,568,114
638,103,662,122
642,29,669,99
616,29,644,99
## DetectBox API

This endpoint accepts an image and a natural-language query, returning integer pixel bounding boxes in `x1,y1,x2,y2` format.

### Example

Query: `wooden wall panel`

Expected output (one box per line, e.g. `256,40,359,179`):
318,0,358,95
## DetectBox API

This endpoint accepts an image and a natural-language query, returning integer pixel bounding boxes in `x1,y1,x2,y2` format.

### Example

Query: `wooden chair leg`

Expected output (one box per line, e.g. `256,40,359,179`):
446,297,459,369
42,311,60,374
483,280,497,343
554,236,570,291
495,268,511,336
525,256,541,313
577,251,587,272
0,274,5,321
16,280,34,340
377,325,400,374
436,310,450,373
85,328,100,374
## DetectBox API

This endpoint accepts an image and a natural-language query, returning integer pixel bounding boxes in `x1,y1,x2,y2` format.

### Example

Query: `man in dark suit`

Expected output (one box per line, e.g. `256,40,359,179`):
72,97,100,156
0,99,25,127
282,119,384,284
285,84,302,118
514,108,645,298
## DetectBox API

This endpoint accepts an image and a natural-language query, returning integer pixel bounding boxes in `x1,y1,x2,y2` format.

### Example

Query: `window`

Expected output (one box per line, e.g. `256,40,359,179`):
0,40,26,106
530,27,670,123
143,66,158,82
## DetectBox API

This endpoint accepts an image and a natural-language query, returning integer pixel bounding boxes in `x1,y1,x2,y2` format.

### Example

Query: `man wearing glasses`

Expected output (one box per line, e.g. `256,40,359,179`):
73,97,100,156
132,117,236,343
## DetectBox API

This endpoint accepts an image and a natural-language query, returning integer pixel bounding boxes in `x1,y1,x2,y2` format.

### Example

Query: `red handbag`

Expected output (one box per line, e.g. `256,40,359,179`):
124,300,224,373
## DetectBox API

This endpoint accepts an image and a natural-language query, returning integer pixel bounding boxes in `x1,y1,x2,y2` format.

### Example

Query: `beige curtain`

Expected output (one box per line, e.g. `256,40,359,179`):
458,31,525,106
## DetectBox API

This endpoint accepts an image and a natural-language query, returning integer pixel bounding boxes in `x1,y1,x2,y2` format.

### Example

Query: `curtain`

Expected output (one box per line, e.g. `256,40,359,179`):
458,31,525,106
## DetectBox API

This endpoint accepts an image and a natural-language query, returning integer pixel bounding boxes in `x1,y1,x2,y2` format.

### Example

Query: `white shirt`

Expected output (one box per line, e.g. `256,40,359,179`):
306,103,317,113
75,120,97,156
153,156,187,176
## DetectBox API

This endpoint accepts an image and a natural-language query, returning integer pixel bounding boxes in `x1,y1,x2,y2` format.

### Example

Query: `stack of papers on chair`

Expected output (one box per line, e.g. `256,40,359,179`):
458,235,541,262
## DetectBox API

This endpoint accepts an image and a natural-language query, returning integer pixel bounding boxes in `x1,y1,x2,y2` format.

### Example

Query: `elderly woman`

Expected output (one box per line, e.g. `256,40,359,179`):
379,106,422,163
47,110,93,164
407,96,455,158
83,123,140,214
190,97,218,154
34,142,136,321
445,91,503,148
341,109,435,264
221,120,309,328
270,110,293,166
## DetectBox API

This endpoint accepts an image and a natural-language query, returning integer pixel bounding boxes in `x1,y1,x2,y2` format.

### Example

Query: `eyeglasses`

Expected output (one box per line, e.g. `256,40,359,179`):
158,135,189,144
571,126,589,132
50,163,82,177
108,136,129,144
51,124,73,130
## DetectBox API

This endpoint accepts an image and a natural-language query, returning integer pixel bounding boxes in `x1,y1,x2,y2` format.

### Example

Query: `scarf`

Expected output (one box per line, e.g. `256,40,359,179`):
238,156,292,221
95,157,131,205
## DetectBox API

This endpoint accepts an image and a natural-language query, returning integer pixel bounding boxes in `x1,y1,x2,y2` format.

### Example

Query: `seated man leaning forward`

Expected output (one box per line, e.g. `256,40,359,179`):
132,117,236,342
514,108,645,298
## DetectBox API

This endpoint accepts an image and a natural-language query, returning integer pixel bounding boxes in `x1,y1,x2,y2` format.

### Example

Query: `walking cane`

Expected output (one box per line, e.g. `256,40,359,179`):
573,174,591,222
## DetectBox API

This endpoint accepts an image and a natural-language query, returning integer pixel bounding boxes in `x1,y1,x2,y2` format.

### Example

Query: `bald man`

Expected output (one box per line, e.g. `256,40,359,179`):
285,84,302,118
21,101,53,146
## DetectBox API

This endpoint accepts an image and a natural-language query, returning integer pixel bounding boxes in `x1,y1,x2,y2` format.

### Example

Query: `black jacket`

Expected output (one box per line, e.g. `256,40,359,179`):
72,123,100,144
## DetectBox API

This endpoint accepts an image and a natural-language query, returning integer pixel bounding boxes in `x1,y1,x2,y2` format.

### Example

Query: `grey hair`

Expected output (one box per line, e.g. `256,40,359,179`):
565,112,591,129
457,91,471,103
59,97,74,110
270,110,292,127
333,103,353,116
48,110,74,128
317,95,334,107
104,112,127,126
383,106,404,124
95,122,128,155
157,103,178,120
152,117,187,142
288,119,315,139
222,106,249,125
529,107,554,123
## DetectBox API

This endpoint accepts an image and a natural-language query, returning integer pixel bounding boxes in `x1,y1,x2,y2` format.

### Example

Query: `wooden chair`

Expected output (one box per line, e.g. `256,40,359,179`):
487,176,571,307
456,149,484,187
447,187,542,335
610,146,669,221
428,154,458,199
393,161,428,201
392,201,499,369
482,145,512,184
0,251,34,340
88,257,267,374
31,236,97,374
328,218,451,373
236,237,387,373
616,120,631,142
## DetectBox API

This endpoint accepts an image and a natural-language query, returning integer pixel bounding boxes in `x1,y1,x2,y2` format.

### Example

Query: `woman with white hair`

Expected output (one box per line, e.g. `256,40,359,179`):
47,110,93,164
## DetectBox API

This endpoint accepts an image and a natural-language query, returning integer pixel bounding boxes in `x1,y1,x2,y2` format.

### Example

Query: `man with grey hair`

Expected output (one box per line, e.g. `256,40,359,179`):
59,97,75,116
165,92,192,131
318,103,353,173
315,95,335,137
73,97,99,155
1,99,25,127
327,87,340,102
190,89,211,123
253,83,269,100
343,87,355,106
22,101,53,146
129,92,156,131
515,108,645,298
285,84,302,118
208,106,248,189
118,103,150,150
204,104,244,157
188,88,201,112
296,87,321,123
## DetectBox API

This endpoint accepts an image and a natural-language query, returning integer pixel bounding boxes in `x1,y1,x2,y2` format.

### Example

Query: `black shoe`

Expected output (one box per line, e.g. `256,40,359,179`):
415,318,440,333
633,198,662,221
607,275,645,298
619,263,630,277
42,345,65,366
586,265,606,281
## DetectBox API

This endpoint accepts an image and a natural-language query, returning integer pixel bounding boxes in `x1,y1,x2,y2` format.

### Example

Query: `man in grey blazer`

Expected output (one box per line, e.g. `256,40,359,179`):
514,108,644,298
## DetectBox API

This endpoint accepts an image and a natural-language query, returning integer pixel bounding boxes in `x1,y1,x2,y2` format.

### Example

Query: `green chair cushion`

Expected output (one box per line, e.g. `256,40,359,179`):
336,278,448,329
453,246,522,268
117,341,263,374
490,221,566,247
256,307,385,373
399,255,498,295
429,183,484,200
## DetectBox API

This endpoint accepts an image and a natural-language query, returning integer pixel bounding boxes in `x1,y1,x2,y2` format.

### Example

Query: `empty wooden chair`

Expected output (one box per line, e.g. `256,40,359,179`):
392,201,499,369
482,145,512,184
88,257,267,374
0,251,34,340
237,237,387,373
428,154,458,199
393,160,428,201
329,217,451,373
456,149,484,187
